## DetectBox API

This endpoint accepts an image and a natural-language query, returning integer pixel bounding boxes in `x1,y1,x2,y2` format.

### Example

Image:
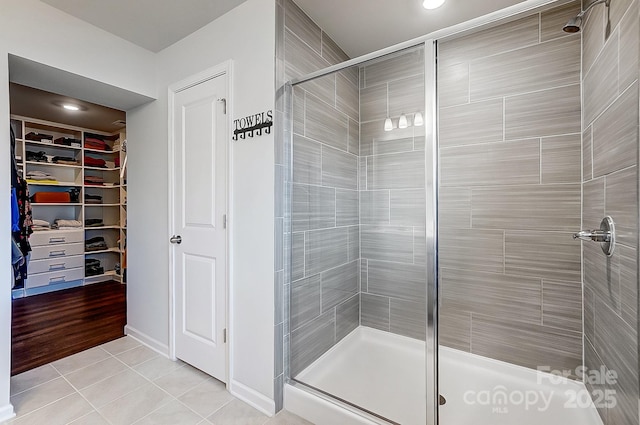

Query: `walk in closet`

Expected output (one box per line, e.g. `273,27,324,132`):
10,86,127,298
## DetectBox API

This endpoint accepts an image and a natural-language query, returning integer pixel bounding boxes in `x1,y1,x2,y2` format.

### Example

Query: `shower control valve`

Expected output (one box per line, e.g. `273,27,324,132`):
572,216,615,257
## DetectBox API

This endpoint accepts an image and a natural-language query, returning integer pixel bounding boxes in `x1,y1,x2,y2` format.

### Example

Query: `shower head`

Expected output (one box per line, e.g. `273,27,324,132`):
562,0,610,33
562,16,583,33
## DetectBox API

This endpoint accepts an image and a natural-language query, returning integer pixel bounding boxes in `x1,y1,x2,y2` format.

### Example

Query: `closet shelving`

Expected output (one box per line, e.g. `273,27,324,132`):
11,116,127,297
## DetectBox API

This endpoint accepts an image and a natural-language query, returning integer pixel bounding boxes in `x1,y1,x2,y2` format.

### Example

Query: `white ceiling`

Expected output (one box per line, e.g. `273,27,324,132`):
41,0,249,52
40,0,527,57
295,0,528,57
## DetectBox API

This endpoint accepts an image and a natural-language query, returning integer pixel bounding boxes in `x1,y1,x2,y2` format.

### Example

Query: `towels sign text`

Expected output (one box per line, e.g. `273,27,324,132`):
233,110,273,140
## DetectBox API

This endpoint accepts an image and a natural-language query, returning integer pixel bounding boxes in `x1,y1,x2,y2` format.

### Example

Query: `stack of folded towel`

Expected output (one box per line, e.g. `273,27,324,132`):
52,219,82,230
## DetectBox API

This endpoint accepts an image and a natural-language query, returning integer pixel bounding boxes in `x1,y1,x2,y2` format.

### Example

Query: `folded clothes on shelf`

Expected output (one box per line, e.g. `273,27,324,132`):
31,192,71,204
85,236,108,252
25,132,53,142
85,258,104,276
26,151,49,163
84,136,111,151
52,156,80,165
84,156,106,168
54,137,81,147
84,194,103,204
84,175,105,185
85,218,104,227
32,219,51,231
26,170,56,181
52,219,82,228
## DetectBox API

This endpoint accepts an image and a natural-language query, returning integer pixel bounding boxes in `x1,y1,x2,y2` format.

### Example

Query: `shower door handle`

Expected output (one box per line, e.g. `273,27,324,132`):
573,216,615,257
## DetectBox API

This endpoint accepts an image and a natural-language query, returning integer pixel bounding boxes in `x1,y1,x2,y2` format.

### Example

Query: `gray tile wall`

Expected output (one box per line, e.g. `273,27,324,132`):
276,0,361,384
359,46,427,341
581,0,639,423
437,1,584,373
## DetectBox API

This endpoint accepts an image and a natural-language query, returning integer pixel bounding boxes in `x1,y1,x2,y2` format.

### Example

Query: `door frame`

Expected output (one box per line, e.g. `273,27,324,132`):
167,61,233,381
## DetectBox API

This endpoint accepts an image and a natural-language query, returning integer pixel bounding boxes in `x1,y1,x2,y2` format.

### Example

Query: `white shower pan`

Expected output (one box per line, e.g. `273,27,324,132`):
287,326,604,425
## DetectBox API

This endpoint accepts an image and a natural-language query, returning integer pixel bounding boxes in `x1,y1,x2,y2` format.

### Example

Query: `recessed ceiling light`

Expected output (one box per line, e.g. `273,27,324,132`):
423,0,446,9
63,104,80,111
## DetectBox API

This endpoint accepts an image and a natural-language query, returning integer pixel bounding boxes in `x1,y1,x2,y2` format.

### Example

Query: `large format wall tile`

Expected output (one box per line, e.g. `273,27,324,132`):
336,189,358,227
390,299,426,340
472,315,582,371
505,231,581,282
290,275,321,331
438,63,469,108
361,293,390,331
592,82,639,177
361,225,413,263
292,184,335,232
438,187,471,228
367,260,426,303
363,48,425,88
287,35,334,106
290,311,335,376
336,74,359,121
390,189,426,226
336,294,359,341
360,190,390,225
584,241,620,315
542,279,582,332
439,228,504,273
305,227,349,276
472,184,581,231
540,1,581,42
293,135,321,185
583,30,619,126
439,308,471,351
617,244,638,328
583,126,593,181
581,2,605,76
366,151,426,190
388,74,425,117
292,233,304,281
438,15,539,67
321,32,349,66
305,94,348,152
619,0,639,91
439,99,503,147
604,165,638,248
505,84,581,139
470,36,580,101
321,261,359,312
541,134,582,184
583,177,605,229
360,120,416,156
321,146,358,190
441,268,542,323
283,0,321,54
440,139,540,187
360,84,387,122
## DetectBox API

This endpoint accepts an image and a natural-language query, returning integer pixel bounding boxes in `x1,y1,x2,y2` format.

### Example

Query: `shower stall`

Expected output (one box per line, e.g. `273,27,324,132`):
275,0,639,424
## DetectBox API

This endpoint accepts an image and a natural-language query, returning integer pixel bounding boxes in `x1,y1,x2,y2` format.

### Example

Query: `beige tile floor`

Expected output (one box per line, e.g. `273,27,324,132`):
4,337,312,425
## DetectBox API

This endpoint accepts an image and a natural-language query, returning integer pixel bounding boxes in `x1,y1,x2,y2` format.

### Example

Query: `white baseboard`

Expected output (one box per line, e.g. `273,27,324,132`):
124,325,170,358
0,403,15,423
229,379,275,416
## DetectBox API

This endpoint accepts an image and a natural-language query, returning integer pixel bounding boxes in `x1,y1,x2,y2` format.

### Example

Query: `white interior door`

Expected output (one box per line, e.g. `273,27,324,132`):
171,72,228,382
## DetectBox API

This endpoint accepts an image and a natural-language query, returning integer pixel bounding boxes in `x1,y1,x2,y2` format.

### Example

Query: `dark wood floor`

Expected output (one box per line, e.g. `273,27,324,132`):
11,281,126,376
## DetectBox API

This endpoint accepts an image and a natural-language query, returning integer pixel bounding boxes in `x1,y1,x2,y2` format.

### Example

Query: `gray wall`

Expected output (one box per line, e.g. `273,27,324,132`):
274,0,360,399
359,48,427,340
581,0,639,423
437,2,584,372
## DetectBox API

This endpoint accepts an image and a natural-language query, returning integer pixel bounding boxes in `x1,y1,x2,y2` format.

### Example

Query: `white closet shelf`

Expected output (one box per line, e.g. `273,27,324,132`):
24,140,81,150
84,148,120,154
84,166,121,171
31,203,82,206
84,225,121,230
84,203,120,207
26,181,82,187
25,161,81,169
84,184,121,188
84,248,121,255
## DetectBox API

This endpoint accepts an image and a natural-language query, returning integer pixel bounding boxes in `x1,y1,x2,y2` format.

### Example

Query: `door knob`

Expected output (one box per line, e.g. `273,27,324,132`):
170,235,182,244
573,216,615,257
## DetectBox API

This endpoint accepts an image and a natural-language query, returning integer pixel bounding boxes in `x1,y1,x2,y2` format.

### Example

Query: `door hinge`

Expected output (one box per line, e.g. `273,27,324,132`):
217,98,227,114
223,328,227,343
223,214,227,229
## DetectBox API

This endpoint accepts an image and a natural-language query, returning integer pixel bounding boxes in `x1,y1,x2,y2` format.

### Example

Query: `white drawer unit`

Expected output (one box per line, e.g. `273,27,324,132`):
29,230,83,247
30,242,85,261
25,267,84,289
28,255,84,274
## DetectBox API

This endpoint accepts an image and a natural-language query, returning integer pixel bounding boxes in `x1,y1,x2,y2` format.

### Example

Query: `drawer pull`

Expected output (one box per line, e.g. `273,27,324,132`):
49,263,66,270
49,276,66,283
49,250,66,257
49,237,66,244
